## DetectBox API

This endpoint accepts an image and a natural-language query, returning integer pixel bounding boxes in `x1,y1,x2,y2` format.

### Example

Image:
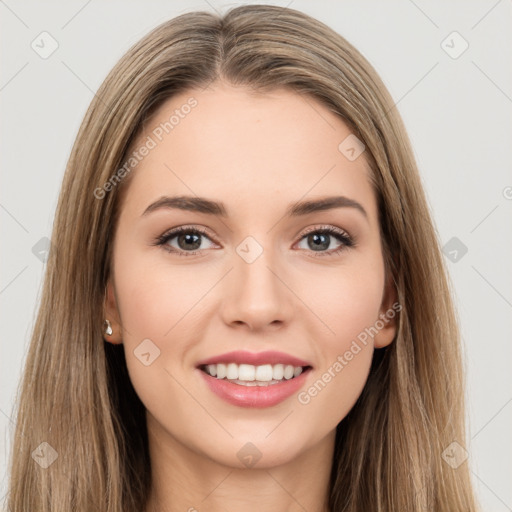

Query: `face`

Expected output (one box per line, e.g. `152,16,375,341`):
104,81,397,469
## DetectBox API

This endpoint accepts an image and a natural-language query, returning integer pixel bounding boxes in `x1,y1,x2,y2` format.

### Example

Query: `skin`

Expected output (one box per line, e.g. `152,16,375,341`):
104,81,397,512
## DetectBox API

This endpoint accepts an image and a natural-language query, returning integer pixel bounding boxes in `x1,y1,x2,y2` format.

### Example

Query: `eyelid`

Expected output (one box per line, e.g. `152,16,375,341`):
156,224,353,242
153,223,356,256
154,224,219,248
294,224,356,256
298,224,352,239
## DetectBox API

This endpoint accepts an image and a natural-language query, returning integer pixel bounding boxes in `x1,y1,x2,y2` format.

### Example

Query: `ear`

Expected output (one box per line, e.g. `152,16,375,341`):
103,279,123,345
373,271,399,349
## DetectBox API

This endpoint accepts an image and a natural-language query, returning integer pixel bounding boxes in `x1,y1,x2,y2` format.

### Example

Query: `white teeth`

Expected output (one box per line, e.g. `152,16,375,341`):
283,365,294,379
202,362,307,382
216,363,226,379
238,364,256,381
255,364,273,381
273,363,284,380
226,363,238,380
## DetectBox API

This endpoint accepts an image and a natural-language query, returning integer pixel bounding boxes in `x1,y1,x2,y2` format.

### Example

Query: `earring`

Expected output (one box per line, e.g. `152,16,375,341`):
104,319,113,336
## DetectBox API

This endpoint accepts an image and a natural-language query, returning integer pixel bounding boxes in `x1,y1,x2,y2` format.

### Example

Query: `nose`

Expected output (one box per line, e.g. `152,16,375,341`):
220,244,294,332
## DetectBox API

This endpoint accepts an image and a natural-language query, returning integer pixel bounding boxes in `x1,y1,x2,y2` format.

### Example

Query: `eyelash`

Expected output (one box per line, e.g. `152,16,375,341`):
152,224,356,258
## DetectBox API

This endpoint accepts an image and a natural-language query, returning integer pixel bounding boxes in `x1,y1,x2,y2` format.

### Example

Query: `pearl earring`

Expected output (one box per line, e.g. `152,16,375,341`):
104,319,113,336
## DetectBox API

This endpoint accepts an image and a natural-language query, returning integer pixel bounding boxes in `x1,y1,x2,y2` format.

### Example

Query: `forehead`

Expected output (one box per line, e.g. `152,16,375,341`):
119,82,377,225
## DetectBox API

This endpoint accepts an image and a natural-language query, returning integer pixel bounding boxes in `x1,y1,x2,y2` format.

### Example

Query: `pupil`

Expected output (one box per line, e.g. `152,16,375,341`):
179,233,201,250
310,233,328,251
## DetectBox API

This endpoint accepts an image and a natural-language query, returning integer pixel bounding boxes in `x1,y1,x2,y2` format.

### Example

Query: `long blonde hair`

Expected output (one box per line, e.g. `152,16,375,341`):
6,5,479,511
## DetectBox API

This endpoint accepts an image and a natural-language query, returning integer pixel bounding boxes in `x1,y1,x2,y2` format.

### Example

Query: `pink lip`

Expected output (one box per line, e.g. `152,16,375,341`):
196,350,312,368
197,367,312,408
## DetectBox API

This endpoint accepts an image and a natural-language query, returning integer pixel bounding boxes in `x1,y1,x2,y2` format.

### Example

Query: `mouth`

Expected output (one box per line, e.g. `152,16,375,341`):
198,362,312,386
196,362,313,408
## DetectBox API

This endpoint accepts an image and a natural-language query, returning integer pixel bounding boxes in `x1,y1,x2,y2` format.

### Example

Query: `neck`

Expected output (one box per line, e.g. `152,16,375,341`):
144,412,334,512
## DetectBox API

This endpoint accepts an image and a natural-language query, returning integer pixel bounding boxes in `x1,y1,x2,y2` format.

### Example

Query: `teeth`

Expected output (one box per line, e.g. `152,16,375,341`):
202,362,305,382
255,364,273,381
226,363,238,380
273,364,284,380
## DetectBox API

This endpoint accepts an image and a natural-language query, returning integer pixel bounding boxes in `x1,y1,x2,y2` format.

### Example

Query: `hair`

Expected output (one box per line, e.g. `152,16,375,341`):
5,4,479,511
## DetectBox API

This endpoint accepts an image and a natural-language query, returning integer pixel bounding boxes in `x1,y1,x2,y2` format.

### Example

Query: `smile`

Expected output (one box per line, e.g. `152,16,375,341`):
200,362,308,385
197,364,312,408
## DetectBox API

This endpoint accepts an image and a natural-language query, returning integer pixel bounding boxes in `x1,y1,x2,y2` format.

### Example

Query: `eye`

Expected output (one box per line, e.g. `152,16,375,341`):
153,225,217,257
295,226,355,257
153,224,355,258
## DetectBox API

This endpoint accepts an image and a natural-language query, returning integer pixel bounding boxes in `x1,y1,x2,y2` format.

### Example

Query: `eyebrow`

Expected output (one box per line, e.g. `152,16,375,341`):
141,195,368,219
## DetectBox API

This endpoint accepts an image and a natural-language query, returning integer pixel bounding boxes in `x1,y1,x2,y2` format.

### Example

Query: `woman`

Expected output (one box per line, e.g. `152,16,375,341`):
6,4,480,511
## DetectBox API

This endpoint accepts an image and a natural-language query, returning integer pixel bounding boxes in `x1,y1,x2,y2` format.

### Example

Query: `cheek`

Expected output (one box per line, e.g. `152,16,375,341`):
299,259,385,349
115,259,193,426
297,341,374,434
113,245,200,341
295,261,384,414
112,246,211,402
294,273,381,424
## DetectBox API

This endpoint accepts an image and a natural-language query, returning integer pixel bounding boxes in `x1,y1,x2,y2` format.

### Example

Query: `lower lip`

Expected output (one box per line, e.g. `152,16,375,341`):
197,367,311,408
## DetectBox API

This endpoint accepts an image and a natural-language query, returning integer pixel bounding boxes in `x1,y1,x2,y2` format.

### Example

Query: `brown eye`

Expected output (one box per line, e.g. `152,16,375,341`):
155,226,217,256
296,226,354,257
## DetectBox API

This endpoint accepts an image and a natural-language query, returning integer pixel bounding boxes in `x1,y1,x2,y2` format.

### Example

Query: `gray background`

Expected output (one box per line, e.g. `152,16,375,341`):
1,1,511,510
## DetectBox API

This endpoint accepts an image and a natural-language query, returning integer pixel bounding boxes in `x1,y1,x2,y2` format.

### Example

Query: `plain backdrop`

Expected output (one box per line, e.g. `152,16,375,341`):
1,1,511,510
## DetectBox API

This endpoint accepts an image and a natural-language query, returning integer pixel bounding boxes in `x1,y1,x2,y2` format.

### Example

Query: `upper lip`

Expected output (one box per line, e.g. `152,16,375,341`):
196,350,312,368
